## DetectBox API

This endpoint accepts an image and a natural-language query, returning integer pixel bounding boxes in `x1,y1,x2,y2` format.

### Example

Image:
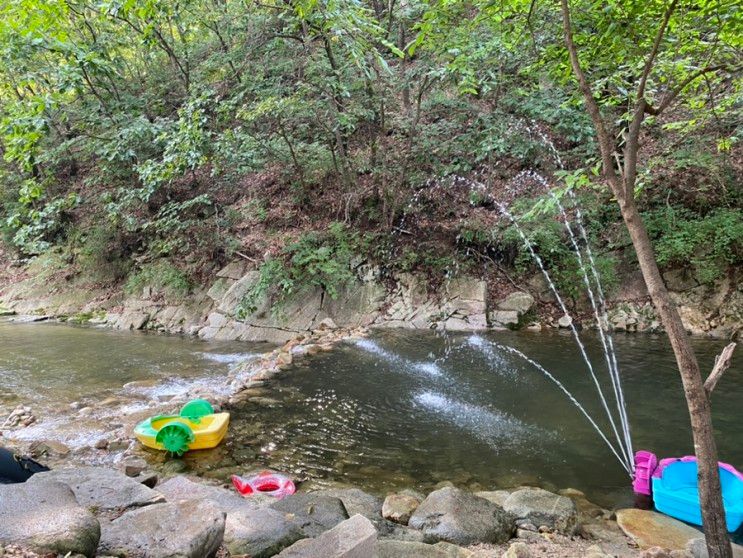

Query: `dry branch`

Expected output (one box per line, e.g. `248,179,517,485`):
705,342,737,396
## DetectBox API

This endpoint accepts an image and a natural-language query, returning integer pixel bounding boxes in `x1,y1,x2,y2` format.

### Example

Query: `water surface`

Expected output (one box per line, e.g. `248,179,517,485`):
2,320,740,511
216,329,742,508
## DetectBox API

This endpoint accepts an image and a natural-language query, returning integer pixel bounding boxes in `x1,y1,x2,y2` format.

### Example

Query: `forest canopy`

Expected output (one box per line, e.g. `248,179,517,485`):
0,0,740,294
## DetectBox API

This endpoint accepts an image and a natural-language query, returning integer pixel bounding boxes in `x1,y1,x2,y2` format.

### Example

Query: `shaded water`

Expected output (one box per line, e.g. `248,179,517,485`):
217,329,741,507
2,320,740,510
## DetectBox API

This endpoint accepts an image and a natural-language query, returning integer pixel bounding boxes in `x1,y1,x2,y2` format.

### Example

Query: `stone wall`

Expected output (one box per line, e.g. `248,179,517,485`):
1,259,739,342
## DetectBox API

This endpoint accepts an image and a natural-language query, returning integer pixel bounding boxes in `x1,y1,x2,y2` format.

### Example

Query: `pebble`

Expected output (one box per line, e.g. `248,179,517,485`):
122,457,147,477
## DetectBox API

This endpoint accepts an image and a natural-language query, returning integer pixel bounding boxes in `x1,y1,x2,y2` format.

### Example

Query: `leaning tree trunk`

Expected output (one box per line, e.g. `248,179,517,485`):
617,191,731,558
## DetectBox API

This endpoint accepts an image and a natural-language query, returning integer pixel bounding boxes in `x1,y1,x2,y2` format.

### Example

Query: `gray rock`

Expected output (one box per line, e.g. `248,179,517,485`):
501,487,577,534
490,310,519,326
157,475,288,555
314,488,383,520
28,466,165,511
408,487,514,545
382,493,421,525
270,493,350,537
225,507,303,557
276,514,376,557
99,500,225,558
206,278,233,302
379,523,427,542
557,315,573,328
374,540,450,557
497,292,535,314
157,475,270,512
116,311,149,330
503,541,532,558
432,541,475,557
0,481,100,557
686,537,743,558
579,519,629,545
218,271,260,315
475,490,512,507
122,457,147,477
216,261,247,280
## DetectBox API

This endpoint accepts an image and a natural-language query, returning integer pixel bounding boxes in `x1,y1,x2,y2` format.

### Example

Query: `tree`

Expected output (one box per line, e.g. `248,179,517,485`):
415,0,740,555
557,2,739,555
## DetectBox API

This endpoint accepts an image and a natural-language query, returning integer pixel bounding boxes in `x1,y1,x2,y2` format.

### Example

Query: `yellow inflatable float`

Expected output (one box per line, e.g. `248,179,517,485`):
134,399,229,455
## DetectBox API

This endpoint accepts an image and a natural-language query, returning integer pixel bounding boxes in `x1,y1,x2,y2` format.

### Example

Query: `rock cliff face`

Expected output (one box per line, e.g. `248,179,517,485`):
1,258,739,342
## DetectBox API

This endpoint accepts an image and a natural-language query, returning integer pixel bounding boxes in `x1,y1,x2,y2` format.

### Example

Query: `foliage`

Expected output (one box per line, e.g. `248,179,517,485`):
72,225,132,283
125,260,191,300
236,223,364,317
645,207,742,284
0,0,737,299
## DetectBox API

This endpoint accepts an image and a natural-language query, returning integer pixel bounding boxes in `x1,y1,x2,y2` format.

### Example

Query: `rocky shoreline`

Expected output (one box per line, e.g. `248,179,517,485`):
1,321,740,557
1,258,740,344
1,460,731,558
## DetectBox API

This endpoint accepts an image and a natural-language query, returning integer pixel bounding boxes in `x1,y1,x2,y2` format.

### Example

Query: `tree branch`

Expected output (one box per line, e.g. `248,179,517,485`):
704,342,736,396
644,64,733,116
559,0,619,194
636,0,678,101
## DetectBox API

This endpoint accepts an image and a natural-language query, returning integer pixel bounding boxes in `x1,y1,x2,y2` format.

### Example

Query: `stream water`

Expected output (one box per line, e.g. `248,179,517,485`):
2,320,740,510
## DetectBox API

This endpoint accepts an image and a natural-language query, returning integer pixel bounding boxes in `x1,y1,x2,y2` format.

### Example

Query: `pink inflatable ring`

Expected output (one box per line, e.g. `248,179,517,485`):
231,471,296,499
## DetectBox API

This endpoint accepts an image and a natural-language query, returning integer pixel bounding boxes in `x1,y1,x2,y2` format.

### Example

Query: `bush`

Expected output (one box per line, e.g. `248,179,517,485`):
645,207,742,284
501,199,619,302
125,260,191,300
236,222,363,317
74,225,132,283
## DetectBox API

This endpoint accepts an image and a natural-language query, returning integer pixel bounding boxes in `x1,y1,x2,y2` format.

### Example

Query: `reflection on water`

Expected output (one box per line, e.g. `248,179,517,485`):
214,329,741,508
1,320,740,511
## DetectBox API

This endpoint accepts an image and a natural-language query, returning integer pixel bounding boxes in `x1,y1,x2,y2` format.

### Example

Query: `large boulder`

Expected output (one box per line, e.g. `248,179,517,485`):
276,514,377,557
497,292,535,314
157,475,299,557
0,481,100,557
616,508,702,550
270,492,350,537
313,487,383,521
475,490,512,508
224,507,304,557
408,487,514,545
28,466,164,511
156,475,270,512
99,500,225,558
501,487,578,534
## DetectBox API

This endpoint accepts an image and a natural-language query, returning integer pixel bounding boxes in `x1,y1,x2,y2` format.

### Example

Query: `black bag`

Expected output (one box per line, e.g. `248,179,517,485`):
0,447,50,484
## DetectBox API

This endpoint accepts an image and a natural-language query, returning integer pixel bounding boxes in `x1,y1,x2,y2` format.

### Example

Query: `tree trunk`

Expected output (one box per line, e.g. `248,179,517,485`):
616,190,731,558
558,4,732,552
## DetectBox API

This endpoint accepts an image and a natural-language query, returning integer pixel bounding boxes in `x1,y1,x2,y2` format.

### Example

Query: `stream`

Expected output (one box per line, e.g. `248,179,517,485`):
2,319,740,510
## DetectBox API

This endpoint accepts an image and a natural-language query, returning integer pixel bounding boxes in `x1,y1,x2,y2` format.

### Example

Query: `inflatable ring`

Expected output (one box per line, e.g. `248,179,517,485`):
231,471,296,499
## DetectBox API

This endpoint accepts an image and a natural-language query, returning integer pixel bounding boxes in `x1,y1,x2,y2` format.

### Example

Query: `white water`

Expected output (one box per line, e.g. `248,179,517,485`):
389,158,636,475
413,389,538,451
355,338,444,378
